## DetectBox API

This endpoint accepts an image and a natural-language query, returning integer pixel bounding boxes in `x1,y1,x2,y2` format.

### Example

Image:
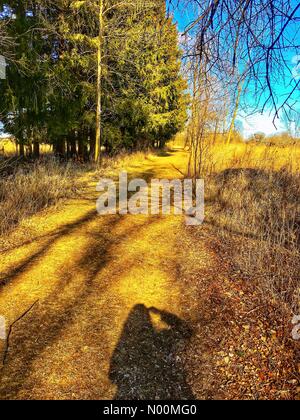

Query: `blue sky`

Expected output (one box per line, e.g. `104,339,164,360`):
1,2,299,139
167,0,300,137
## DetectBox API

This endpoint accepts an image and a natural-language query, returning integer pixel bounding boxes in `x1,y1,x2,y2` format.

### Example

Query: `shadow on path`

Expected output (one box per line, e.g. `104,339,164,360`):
0,216,161,399
109,304,195,400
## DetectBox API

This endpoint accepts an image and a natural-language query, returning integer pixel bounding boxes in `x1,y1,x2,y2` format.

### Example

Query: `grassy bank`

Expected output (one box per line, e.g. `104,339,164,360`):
204,142,300,318
0,160,79,235
0,150,153,236
1,139,299,318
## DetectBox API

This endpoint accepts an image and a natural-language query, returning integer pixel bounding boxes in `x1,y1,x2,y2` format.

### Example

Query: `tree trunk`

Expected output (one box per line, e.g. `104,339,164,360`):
66,138,71,159
54,138,66,158
89,128,95,160
33,141,40,159
27,143,33,158
19,142,25,157
78,130,85,161
95,0,104,164
70,137,77,159
227,81,243,145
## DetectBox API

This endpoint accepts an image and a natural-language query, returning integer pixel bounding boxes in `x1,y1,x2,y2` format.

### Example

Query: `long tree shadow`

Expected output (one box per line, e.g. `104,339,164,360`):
0,162,189,398
109,304,195,400
0,209,98,287
0,215,159,399
0,166,163,270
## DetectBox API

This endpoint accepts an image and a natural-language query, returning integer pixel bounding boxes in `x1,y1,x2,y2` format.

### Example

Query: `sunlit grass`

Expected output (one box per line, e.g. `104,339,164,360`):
0,139,298,399
211,142,300,174
0,160,80,235
0,147,199,399
0,139,52,157
203,140,300,315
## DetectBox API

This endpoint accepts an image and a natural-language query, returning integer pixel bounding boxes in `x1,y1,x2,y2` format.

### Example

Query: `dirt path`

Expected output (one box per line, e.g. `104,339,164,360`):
0,149,200,399
0,149,298,400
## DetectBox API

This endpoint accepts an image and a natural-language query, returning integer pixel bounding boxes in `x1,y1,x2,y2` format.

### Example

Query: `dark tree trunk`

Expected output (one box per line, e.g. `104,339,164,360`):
70,136,77,159
19,142,25,157
78,129,89,161
78,132,85,161
54,138,66,159
27,143,33,158
33,141,40,159
89,128,96,161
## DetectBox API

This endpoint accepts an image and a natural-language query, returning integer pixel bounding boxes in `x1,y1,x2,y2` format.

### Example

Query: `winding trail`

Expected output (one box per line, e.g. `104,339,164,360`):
0,149,213,399
0,148,297,400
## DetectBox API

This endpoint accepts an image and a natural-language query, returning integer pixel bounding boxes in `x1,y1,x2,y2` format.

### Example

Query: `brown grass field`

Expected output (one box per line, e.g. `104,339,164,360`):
0,137,299,399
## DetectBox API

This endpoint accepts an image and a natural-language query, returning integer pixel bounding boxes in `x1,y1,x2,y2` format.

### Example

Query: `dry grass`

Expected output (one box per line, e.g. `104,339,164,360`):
0,143,298,399
0,139,51,157
0,149,156,237
210,142,300,173
0,149,199,400
204,141,300,316
0,139,17,156
0,159,79,235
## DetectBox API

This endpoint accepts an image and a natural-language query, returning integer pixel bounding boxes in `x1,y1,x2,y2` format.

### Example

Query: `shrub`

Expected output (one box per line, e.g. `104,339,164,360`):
0,159,78,234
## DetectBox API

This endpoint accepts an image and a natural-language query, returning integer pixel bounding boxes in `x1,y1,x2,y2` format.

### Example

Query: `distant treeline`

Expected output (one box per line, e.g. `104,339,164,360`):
248,131,300,146
0,1,188,160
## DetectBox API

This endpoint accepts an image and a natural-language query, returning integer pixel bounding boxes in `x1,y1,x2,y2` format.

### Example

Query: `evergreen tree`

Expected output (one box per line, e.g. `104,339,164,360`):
0,1,188,159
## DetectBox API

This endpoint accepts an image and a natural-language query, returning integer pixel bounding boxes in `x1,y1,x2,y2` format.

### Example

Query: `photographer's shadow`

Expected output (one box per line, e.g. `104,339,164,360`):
109,304,195,400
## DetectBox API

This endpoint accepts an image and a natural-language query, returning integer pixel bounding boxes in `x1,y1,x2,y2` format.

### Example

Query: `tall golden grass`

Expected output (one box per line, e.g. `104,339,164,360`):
1,135,299,317
0,160,78,235
205,141,300,316
0,149,152,236
0,138,52,157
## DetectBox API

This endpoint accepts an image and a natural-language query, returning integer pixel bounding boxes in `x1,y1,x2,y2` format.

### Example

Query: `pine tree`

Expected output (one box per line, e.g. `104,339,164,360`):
0,1,188,158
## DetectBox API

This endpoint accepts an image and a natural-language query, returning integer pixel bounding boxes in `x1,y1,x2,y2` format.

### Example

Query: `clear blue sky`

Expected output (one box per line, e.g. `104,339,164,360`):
167,0,300,137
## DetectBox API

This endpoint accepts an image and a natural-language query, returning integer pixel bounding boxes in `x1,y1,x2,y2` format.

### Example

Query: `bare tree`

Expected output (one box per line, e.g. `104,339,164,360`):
186,51,228,178
95,0,104,164
171,0,300,124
